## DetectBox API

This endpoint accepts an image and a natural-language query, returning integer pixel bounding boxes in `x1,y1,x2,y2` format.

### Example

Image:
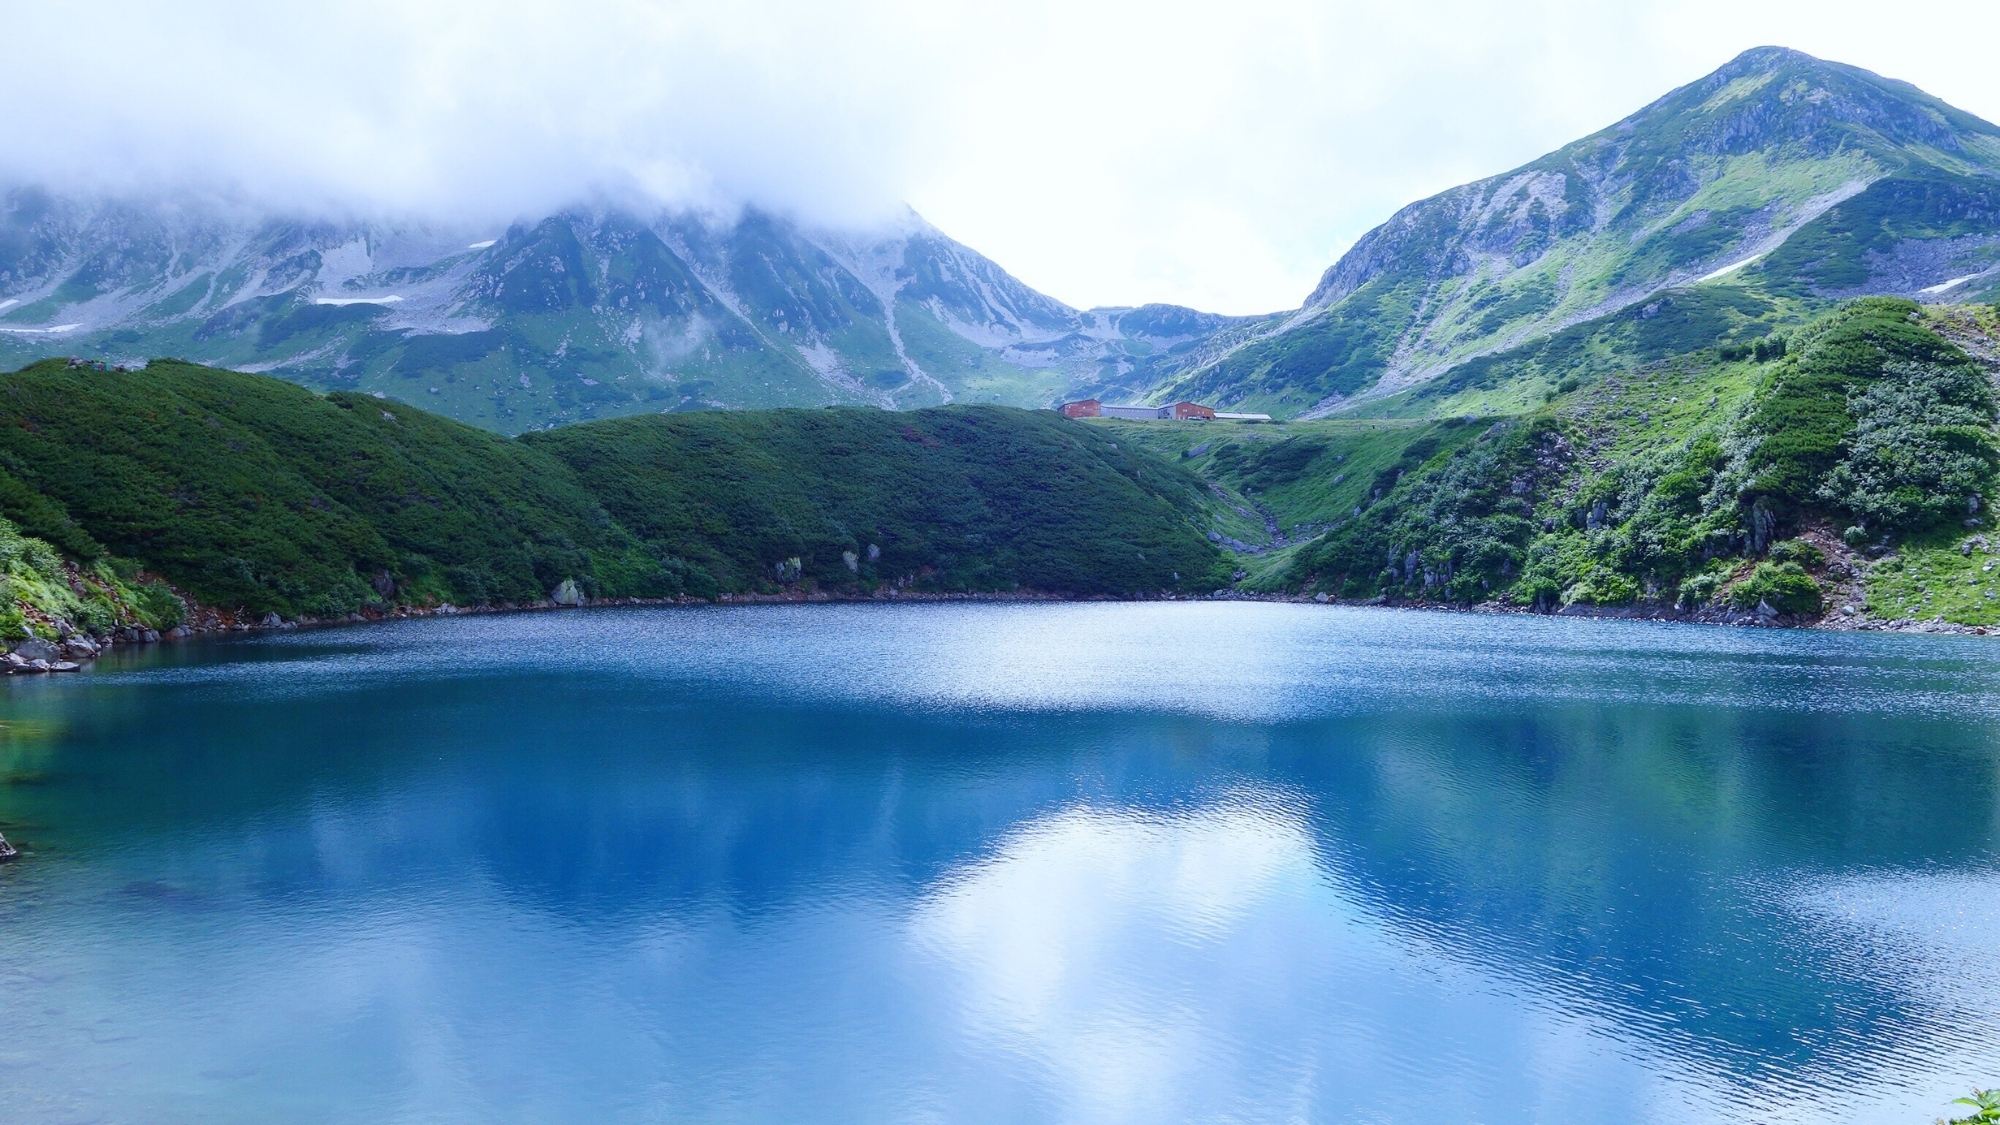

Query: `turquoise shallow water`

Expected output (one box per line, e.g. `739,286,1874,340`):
1,602,1998,1123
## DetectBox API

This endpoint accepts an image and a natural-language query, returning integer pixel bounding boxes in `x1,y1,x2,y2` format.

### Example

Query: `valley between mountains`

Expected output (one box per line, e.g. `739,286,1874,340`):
5,46,2000,652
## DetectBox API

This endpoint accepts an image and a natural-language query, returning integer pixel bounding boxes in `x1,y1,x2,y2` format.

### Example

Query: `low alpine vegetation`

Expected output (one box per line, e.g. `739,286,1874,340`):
1150,297,2000,624
0,359,1229,619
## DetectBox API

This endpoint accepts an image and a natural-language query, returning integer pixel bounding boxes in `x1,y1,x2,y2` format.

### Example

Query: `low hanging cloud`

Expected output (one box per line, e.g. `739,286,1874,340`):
1,0,943,227
6,0,2000,313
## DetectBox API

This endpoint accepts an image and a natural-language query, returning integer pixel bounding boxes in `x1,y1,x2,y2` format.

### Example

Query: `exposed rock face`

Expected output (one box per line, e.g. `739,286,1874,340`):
1160,46,2000,413
0,195,1250,425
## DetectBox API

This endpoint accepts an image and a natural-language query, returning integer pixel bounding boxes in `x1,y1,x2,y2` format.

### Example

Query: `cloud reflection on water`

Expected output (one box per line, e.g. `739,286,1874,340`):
3,603,1999,1123
908,794,1706,1124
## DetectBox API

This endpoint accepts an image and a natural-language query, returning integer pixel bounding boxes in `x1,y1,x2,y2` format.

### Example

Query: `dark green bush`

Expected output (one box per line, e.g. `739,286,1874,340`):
129,580,188,630
1767,538,1825,568
1818,359,1998,534
1729,561,1822,614
1736,298,1966,517
1677,566,1727,609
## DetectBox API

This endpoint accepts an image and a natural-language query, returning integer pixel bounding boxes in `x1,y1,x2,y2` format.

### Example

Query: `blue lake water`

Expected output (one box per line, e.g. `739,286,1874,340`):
1,602,1998,1123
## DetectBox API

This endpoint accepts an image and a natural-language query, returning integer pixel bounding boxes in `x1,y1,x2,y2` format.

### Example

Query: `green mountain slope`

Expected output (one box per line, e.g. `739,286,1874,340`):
0,359,1228,624
524,407,1225,596
1126,296,2000,626
1166,47,2000,417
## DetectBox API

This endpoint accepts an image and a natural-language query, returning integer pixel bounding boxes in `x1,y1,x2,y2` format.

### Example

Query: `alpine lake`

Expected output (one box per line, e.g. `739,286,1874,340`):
1,602,1997,1123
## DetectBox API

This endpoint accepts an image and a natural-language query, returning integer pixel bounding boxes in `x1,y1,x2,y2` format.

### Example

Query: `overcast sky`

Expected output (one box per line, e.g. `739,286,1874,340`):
5,0,1999,314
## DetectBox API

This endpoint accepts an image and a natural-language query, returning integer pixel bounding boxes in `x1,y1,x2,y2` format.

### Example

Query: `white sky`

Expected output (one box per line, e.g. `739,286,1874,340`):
3,0,1998,314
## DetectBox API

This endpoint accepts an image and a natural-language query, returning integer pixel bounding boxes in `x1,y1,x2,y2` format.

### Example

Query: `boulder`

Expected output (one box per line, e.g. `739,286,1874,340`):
48,661,79,673
551,579,583,607
0,831,15,860
60,638,98,660
25,659,50,672
11,638,57,662
260,612,284,628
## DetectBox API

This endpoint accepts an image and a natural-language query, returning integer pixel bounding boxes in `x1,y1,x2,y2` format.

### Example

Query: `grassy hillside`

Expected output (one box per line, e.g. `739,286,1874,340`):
1351,286,1808,420
0,359,659,616
6,295,1992,636
526,406,1227,596
1149,297,2000,625
0,359,1228,627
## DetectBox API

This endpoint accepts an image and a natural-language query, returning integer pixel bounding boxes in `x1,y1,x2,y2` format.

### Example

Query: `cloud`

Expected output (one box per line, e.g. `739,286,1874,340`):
903,0,2000,313
4,1,2000,313
0,0,940,226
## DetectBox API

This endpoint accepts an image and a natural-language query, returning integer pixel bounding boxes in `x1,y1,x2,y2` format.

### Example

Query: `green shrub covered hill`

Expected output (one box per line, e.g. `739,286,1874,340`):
1107,296,2000,628
0,357,1231,637
3,293,1997,639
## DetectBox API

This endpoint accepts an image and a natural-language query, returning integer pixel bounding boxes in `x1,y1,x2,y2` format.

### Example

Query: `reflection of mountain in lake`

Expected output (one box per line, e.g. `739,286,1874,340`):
1,605,1995,1122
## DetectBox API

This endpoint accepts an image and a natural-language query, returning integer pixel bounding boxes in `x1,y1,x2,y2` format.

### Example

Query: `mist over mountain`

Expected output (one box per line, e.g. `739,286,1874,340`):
0,194,1248,431
5,46,2000,431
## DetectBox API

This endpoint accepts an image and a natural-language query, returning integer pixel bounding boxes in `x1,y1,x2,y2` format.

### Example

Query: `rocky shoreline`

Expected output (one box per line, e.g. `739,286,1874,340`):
7,577,1982,678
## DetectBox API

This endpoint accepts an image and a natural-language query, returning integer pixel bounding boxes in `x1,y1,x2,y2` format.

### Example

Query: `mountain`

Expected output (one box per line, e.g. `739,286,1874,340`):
6,46,2000,437
0,358,1228,625
1104,297,2000,628
1160,47,2000,416
0,195,1248,433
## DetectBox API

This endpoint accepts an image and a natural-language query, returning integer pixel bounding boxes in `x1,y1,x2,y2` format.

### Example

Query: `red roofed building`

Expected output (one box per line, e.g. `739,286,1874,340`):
1056,399,1217,420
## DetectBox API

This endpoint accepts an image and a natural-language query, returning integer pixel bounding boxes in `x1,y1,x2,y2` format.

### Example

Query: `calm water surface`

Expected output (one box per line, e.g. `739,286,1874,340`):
1,603,1997,1123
